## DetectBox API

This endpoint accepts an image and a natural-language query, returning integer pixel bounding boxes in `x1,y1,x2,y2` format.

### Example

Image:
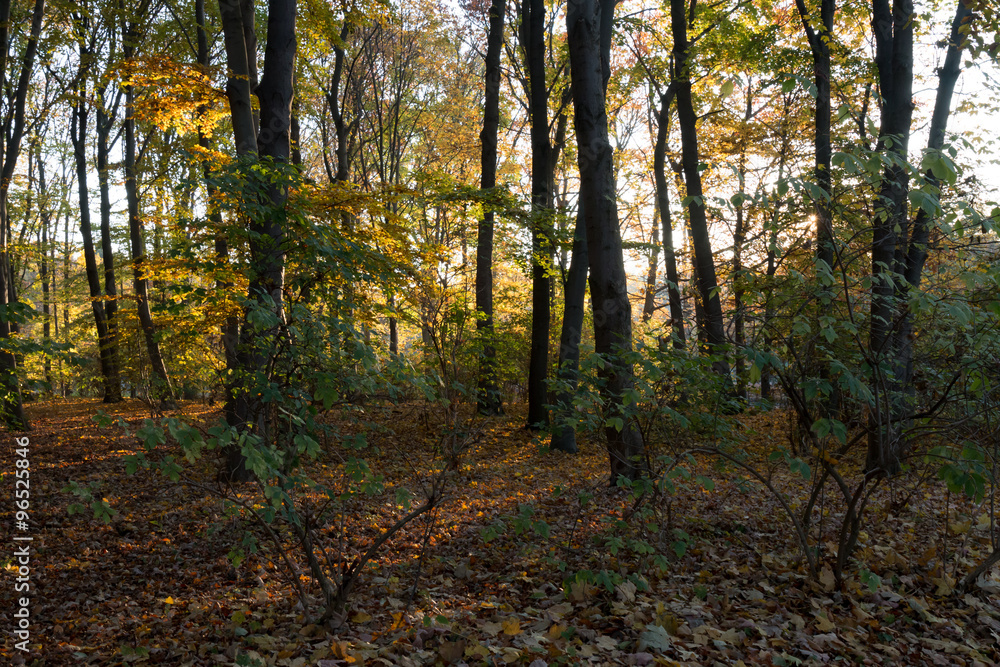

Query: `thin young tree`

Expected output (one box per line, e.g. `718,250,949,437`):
0,0,45,428
475,0,505,415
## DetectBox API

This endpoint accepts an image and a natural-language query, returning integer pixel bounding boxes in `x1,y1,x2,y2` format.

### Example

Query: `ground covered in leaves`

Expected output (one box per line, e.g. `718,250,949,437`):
2,398,999,666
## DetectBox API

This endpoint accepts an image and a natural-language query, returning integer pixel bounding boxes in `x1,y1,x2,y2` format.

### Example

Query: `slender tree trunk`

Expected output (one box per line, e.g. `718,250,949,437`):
37,142,51,392
567,0,645,481
71,86,118,405
866,0,914,476
796,0,836,416
197,0,239,418
642,208,660,322
653,90,685,349
670,0,729,376
95,99,123,403
733,169,747,400
524,0,552,429
0,0,44,428
550,207,587,453
760,116,790,402
124,94,175,405
123,21,175,407
476,0,505,415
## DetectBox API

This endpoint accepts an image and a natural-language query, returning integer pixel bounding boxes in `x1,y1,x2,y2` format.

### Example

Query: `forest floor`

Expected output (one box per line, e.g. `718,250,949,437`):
1,398,999,666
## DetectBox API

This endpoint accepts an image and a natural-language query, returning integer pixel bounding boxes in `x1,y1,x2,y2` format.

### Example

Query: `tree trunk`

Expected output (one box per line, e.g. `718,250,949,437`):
796,0,836,416
550,207,587,454
670,0,729,376
197,0,239,419
524,0,552,430
71,88,118,406
476,0,505,415
874,0,970,473
641,208,660,322
760,113,790,402
0,0,44,429
95,94,123,403
124,91,175,406
567,0,645,482
123,18,175,407
221,0,297,481
39,158,51,392
866,0,914,476
653,90,685,349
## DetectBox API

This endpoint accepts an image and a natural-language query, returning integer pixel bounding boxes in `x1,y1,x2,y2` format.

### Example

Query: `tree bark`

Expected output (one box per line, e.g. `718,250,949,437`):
71,67,119,407
567,0,645,481
95,88,123,403
0,0,44,429
653,89,685,349
37,141,51,392
221,0,297,481
550,207,587,454
641,209,660,322
866,0,914,476
476,0,505,415
670,0,729,376
871,0,970,474
524,0,552,429
123,15,175,407
197,0,239,419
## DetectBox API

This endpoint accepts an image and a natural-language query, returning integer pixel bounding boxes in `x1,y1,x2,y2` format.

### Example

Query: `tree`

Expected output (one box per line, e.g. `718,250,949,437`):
670,0,729,376
122,0,176,407
218,0,297,481
70,10,123,406
567,0,645,481
476,0,506,415
523,0,553,430
867,0,973,475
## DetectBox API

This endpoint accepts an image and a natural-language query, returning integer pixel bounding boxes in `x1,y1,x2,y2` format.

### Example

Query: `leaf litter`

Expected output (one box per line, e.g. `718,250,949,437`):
0,398,998,665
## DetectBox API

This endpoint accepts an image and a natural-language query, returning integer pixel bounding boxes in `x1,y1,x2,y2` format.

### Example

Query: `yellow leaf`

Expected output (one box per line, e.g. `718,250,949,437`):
820,565,837,592
351,611,373,624
815,612,837,632
501,618,521,636
164,596,175,605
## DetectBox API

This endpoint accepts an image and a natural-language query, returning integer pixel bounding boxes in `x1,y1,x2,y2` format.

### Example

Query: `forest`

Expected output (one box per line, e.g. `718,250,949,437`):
1,0,1000,663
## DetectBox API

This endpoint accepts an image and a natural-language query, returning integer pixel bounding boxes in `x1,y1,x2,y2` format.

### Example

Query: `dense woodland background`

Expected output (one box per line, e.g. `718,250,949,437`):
2,0,1000,663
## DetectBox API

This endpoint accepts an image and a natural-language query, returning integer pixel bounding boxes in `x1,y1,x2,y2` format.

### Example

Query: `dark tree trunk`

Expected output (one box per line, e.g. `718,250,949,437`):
71,84,118,406
123,18,175,407
219,0,259,156
221,0,297,481
653,90,685,349
476,0,505,415
796,0,836,416
197,0,239,419
866,0,914,476
796,0,835,273
641,209,660,323
524,0,552,430
670,0,729,376
760,114,790,402
567,0,645,481
550,207,587,454
37,141,51,392
732,87,753,401
0,0,44,429
124,90,175,406
871,0,970,474
95,94,123,403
